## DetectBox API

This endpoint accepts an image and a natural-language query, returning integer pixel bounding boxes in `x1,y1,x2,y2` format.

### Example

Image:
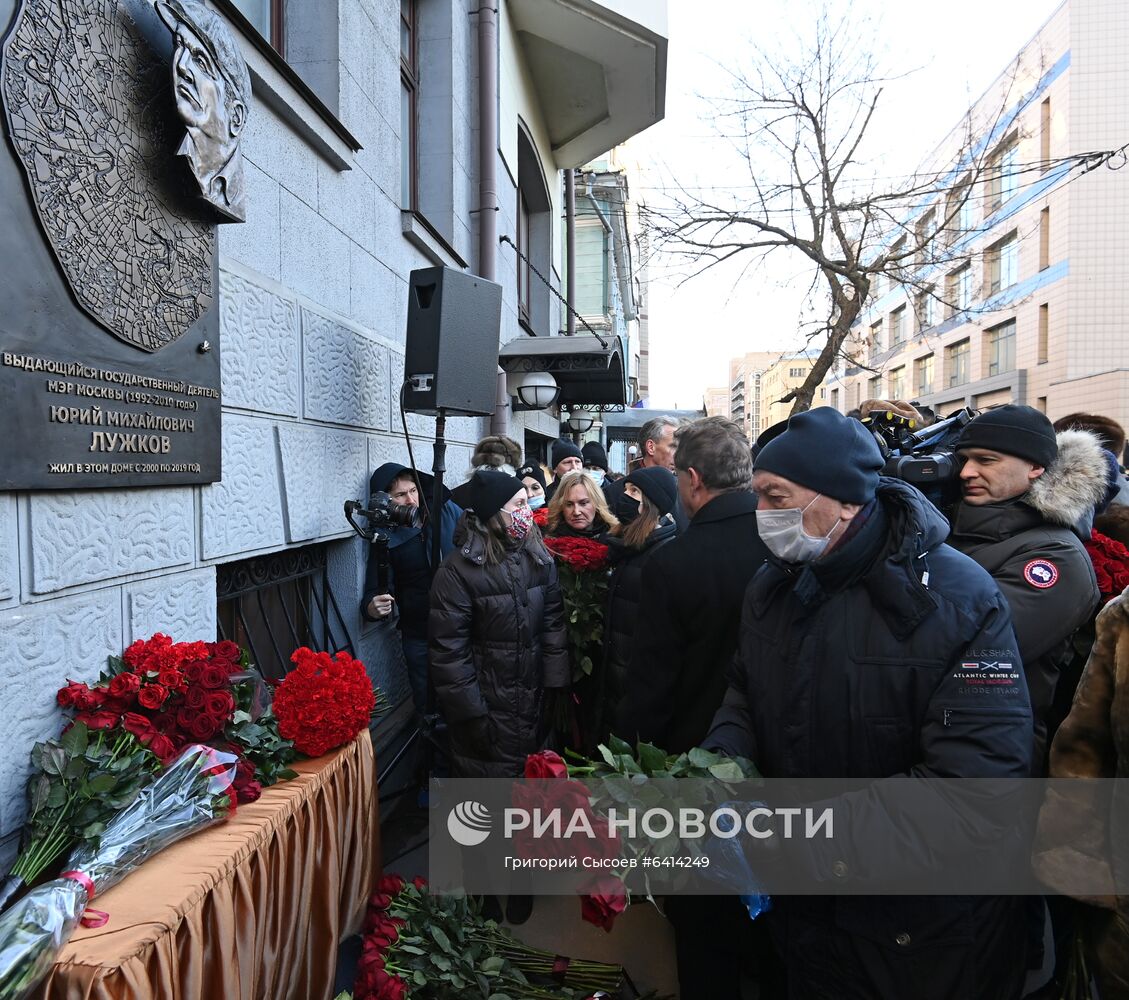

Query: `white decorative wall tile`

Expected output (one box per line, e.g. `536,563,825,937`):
0,590,122,838
0,494,17,603
219,271,300,416
127,568,217,644
278,425,367,542
302,309,390,430
201,416,285,560
29,489,192,594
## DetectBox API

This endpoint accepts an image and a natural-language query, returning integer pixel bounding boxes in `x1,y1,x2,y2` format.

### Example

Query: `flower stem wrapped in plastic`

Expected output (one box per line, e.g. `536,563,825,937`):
0,744,237,1000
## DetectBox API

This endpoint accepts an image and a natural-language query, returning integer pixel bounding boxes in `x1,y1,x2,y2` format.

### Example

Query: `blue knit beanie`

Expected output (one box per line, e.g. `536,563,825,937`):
754,408,884,504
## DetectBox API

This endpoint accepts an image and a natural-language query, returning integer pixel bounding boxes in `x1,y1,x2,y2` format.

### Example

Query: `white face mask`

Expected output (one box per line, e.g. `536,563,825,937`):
755,494,839,564
586,469,605,487
527,494,546,510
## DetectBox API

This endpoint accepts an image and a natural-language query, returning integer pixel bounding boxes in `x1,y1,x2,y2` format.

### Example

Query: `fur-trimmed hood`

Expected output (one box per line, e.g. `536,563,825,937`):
1027,429,1109,529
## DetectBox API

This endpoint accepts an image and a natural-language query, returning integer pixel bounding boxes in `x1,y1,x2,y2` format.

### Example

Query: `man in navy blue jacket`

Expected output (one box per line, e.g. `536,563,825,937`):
707,408,1034,999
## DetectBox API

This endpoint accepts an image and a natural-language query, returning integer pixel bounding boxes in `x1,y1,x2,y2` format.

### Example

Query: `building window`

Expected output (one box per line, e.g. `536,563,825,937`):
985,231,1018,296
1038,303,1049,364
869,320,883,358
831,387,840,410
1040,98,1051,170
915,288,936,333
987,134,1019,213
230,0,285,52
916,354,935,396
515,121,552,335
788,367,806,378
399,0,418,210
887,235,908,282
819,387,827,400
947,263,973,316
946,173,976,243
947,339,970,387
890,305,907,347
987,320,1016,376
868,375,882,398
1039,208,1050,271
889,366,906,400
916,209,936,265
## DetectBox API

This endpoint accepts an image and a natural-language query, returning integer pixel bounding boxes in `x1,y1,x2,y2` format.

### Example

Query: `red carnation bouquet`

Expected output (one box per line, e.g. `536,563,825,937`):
272,647,380,757
1086,530,1129,603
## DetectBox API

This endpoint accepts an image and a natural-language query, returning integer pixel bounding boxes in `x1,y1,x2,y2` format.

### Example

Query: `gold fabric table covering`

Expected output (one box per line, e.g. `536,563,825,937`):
33,729,379,1000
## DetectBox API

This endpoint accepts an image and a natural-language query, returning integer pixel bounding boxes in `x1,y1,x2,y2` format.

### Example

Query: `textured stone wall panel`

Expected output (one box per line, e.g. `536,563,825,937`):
29,489,193,594
0,590,122,837
303,310,389,430
219,271,300,416
201,416,285,560
0,494,17,603
127,568,217,644
278,425,367,542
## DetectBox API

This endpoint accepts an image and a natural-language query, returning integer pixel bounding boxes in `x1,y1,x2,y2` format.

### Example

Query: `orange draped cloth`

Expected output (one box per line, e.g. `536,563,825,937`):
33,729,379,1000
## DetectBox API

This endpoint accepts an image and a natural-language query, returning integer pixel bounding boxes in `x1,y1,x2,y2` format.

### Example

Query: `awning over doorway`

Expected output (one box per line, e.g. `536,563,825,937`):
499,334,627,409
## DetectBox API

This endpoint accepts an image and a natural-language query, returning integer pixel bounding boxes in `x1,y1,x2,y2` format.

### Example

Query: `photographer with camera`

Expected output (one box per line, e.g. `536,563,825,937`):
361,462,462,717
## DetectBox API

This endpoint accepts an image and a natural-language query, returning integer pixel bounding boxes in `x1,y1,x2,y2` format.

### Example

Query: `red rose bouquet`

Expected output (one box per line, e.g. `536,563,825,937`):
272,648,379,757
543,535,610,683
1086,530,1129,602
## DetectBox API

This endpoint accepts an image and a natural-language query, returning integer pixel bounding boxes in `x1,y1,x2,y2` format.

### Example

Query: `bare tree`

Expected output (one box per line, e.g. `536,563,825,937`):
645,9,1124,417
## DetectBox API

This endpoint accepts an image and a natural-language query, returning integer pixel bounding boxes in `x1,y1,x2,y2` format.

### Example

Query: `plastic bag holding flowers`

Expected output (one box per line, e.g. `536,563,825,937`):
0,744,237,1000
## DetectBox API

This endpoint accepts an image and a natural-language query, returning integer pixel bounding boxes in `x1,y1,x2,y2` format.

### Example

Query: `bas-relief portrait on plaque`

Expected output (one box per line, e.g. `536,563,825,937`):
0,0,250,488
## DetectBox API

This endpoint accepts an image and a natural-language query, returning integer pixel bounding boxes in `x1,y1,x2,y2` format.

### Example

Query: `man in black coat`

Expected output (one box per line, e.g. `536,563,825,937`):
707,407,1034,1000
617,415,766,753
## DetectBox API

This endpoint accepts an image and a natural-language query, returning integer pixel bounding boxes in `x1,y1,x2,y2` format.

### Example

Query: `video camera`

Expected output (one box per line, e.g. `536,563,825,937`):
343,491,421,541
862,406,977,508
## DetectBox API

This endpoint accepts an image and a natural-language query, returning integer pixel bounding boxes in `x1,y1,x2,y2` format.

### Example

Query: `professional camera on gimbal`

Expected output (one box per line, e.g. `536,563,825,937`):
862,405,977,511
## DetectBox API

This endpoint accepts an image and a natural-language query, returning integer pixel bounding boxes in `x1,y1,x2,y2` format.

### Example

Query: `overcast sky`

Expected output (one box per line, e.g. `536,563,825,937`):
630,0,1065,408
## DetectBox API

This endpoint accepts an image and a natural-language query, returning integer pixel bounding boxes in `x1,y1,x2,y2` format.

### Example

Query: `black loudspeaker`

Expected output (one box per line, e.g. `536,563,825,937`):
403,266,502,416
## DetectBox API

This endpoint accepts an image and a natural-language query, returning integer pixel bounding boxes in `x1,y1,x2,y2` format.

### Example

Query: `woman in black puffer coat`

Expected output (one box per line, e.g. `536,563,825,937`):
429,470,570,779
591,466,681,747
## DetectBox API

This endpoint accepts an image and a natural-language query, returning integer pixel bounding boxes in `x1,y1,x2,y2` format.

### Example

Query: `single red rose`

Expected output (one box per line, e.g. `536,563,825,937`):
148,733,178,762
377,874,405,896
86,687,108,709
201,663,230,690
579,874,628,932
411,875,427,890
121,712,155,740
368,892,391,912
189,712,224,741
157,666,185,691
137,684,169,710
183,660,209,686
524,749,568,780
212,640,242,663
108,672,142,699
183,685,208,710
57,680,97,710
76,710,119,731
235,779,262,803
205,689,235,720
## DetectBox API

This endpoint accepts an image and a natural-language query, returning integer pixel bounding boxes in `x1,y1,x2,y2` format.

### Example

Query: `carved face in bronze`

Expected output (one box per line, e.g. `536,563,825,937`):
155,0,250,222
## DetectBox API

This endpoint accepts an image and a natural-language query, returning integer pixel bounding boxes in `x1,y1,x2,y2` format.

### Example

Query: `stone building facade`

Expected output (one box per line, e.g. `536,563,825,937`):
0,0,666,861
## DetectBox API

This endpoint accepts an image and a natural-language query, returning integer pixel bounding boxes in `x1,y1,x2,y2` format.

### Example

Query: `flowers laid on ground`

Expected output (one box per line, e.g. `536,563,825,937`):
273,647,383,757
352,874,658,1000
1086,530,1129,602
0,745,238,999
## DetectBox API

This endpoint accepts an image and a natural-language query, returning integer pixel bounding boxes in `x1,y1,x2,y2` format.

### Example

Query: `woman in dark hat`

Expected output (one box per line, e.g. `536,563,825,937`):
588,466,680,747
516,462,547,510
429,470,569,924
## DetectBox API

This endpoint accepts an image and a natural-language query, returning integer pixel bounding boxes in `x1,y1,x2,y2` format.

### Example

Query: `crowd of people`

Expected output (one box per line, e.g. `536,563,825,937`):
360,402,1129,1000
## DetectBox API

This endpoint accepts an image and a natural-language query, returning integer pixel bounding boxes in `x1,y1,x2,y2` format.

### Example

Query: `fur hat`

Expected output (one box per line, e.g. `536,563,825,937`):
1053,413,1126,458
469,435,522,476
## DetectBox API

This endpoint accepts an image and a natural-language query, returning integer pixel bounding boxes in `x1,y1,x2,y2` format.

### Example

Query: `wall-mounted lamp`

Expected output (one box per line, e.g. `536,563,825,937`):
513,370,560,410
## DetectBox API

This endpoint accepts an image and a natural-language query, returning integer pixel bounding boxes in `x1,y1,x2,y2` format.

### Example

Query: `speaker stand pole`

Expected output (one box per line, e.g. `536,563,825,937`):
429,407,447,577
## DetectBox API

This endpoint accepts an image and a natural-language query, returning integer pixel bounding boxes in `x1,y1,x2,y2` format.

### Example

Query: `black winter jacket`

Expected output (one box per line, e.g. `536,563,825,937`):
428,517,570,778
617,489,766,753
591,519,678,743
707,479,1033,999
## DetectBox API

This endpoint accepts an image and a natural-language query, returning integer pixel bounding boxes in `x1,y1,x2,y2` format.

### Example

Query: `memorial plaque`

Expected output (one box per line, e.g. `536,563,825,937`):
0,0,246,489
